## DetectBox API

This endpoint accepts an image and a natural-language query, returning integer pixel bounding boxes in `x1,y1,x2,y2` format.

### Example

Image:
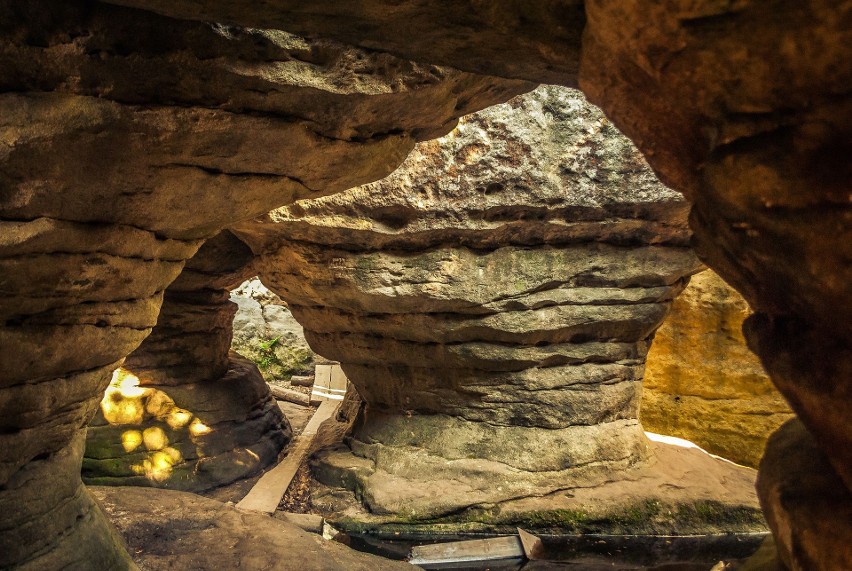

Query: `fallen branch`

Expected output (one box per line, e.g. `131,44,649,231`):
290,375,314,387
267,384,311,407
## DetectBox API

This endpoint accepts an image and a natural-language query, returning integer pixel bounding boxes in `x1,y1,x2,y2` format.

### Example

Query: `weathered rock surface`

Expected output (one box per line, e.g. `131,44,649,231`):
0,2,529,565
642,271,794,467
237,86,710,520
230,277,318,381
757,420,852,570
84,231,291,491
578,1,852,496
90,486,413,571
313,435,764,536
100,3,851,560
1,0,847,566
101,0,586,86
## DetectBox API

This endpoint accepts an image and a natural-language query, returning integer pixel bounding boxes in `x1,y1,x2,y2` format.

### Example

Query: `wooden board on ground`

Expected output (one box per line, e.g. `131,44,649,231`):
236,399,340,514
310,364,347,404
408,536,524,566
408,529,543,566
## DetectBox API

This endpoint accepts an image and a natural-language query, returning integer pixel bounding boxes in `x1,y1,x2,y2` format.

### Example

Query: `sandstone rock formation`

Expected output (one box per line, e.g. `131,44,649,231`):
0,2,529,566
1,0,847,567
757,420,852,570
83,231,291,491
102,2,851,547
642,270,794,467
230,278,317,381
102,0,587,85
234,86,743,522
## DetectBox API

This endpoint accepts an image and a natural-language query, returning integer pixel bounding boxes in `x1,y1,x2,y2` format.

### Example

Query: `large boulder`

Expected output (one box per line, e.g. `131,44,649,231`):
235,87,763,528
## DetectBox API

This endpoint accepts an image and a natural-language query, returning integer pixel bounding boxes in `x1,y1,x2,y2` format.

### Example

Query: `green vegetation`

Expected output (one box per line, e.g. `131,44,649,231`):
235,335,314,381
329,499,766,537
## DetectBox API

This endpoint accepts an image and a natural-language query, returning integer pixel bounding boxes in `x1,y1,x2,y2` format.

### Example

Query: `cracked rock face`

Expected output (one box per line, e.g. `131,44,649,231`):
83,231,291,491
238,86,704,518
0,1,529,566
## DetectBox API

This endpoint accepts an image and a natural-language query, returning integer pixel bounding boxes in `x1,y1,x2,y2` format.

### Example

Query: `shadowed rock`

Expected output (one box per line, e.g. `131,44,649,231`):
0,0,847,566
758,420,852,569
84,231,291,491
0,2,529,566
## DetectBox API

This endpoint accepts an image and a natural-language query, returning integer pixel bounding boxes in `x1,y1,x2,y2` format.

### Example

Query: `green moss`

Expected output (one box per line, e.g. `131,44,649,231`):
329,499,766,538
235,335,313,381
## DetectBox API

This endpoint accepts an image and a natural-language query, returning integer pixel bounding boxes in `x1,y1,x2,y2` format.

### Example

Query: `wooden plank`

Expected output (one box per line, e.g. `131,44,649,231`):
267,384,311,406
236,399,340,514
311,364,347,403
408,536,524,566
517,528,544,560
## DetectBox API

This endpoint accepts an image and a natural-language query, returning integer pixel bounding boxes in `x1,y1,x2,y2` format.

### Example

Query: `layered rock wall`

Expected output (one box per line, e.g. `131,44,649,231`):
84,231,291,491
1,0,848,566
642,270,795,467
103,4,852,533
0,1,530,565
239,86,704,518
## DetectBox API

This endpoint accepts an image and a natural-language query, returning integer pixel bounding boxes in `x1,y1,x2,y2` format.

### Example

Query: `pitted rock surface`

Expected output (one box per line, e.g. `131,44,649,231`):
237,86,705,518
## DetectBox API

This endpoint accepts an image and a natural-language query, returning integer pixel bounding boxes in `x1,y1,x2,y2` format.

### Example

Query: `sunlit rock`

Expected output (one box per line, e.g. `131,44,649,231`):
0,2,529,565
642,270,795,467
84,231,291,491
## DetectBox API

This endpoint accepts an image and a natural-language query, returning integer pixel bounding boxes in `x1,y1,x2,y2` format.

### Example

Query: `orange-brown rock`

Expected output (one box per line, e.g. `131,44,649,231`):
642,270,794,467
757,420,852,570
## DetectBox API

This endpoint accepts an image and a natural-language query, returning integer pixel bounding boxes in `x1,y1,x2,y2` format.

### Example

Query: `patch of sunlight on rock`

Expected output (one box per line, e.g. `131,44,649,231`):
101,366,215,484
645,432,745,467
232,448,261,468
143,426,168,451
189,419,212,437
121,430,143,453
137,447,183,482
101,369,147,424
166,409,193,429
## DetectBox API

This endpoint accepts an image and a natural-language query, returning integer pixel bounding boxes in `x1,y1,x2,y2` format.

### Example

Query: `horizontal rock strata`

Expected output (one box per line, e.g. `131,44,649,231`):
84,231,291,491
239,86,707,519
0,1,529,565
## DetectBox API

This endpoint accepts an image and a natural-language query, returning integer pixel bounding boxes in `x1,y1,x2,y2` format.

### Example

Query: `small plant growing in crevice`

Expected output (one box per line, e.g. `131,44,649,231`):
257,336,282,371
235,335,314,382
